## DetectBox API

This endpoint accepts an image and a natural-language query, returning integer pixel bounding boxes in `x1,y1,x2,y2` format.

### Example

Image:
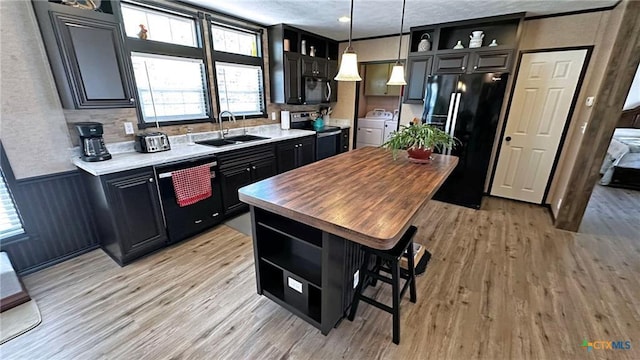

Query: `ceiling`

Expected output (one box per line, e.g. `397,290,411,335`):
182,0,618,41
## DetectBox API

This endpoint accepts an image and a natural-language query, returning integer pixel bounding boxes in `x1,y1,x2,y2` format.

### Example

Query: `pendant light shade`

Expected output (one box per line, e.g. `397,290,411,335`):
387,64,407,85
335,0,362,81
387,0,407,86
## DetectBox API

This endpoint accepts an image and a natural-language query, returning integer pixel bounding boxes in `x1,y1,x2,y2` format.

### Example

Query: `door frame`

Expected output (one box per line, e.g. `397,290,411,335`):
487,46,593,204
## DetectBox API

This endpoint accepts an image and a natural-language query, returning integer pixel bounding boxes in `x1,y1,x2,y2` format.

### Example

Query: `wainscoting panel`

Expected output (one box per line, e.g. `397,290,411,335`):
0,170,100,274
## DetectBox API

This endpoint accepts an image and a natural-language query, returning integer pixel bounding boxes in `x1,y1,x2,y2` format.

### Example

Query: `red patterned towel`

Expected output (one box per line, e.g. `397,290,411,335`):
171,164,212,207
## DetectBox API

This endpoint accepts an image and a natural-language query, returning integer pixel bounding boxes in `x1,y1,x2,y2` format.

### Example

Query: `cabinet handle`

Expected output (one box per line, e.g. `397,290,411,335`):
149,178,154,183
212,212,219,217
194,220,203,224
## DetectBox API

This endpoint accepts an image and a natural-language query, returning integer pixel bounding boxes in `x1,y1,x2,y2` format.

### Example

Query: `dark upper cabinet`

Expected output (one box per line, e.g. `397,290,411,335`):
276,136,316,173
284,52,302,104
327,60,338,102
301,56,327,77
433,52,470,74
471,49,513,73
404,55,433,103
81,167,167,266
32,2,135,109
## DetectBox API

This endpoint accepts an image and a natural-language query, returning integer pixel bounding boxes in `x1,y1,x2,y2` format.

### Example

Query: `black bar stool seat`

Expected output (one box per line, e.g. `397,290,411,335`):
348,225,418,344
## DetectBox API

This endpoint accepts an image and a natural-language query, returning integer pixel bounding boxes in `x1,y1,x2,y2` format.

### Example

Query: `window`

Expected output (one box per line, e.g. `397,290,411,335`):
131,53,208,123
0,171,24,240
211,24,265,117
121,2,198,47
121,1,211,127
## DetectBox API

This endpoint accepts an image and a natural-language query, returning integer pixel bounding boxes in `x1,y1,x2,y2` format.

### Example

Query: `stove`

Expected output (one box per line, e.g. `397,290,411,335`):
289,112,343,160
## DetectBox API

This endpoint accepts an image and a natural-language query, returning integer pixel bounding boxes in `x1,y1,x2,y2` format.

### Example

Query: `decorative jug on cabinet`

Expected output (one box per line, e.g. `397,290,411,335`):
469,30,484,48
418,33,431,52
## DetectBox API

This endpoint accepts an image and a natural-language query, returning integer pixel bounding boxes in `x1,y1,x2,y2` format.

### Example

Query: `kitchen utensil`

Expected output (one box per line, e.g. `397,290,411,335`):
135,132,171,153
418,33,431,52
76,122,111,162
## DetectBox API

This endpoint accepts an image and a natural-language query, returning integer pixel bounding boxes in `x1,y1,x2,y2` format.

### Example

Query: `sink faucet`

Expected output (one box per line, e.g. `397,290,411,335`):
217,110,236,139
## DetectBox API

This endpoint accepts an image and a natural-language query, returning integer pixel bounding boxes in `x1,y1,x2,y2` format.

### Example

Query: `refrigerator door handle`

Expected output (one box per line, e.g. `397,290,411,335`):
448,93,462,155
444,92,456,136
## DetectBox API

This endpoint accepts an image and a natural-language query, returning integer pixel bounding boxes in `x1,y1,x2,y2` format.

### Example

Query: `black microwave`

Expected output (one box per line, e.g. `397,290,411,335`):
302,77,332,104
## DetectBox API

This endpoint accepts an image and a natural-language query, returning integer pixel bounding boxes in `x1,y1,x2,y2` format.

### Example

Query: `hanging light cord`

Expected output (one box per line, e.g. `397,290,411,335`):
396,0,406,63
348,0,355,50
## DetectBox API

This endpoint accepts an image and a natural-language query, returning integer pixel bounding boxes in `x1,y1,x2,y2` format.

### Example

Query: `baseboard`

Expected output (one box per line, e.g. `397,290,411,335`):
17,245,100,276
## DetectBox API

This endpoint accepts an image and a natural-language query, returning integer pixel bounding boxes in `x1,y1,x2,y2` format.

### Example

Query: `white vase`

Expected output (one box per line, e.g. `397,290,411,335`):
453,40,464,49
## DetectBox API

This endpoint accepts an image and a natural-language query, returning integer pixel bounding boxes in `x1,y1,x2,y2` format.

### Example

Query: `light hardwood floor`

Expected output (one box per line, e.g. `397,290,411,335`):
1,197,638,359
580,183,640,240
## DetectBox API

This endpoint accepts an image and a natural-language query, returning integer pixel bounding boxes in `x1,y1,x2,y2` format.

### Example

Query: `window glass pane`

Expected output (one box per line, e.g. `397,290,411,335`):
131,53,208,123
212,25,258,56
216,63,264,116
121,3,198,47
0,171,24,240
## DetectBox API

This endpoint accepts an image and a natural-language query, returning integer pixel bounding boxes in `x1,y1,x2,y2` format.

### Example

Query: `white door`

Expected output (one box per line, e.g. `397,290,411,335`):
491,49,587,203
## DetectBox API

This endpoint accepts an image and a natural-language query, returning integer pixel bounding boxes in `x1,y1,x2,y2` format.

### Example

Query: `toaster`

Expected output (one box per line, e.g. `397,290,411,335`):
134,132,171,153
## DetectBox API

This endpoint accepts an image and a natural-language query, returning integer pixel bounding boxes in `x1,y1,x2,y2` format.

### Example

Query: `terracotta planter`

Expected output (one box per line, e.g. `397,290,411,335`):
407,147,433,160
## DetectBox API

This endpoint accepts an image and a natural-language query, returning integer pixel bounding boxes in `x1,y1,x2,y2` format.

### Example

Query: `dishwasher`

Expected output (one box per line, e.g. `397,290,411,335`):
155,155,223,244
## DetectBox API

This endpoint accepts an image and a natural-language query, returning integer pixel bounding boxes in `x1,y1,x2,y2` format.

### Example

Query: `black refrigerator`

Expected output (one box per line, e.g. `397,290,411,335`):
422,73,508,209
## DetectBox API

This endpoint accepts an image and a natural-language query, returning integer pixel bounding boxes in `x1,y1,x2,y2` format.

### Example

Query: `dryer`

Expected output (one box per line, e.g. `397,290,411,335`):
356,109,395,148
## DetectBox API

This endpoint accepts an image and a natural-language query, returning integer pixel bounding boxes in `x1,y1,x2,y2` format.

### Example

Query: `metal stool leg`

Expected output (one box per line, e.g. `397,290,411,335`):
391,259,401,345
407,240,417,303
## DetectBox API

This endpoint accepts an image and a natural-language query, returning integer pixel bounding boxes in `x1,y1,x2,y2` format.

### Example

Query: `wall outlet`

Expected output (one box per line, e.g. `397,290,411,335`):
124,122,135,135
271,112,277,121
585,96,595,107
353,270,359,289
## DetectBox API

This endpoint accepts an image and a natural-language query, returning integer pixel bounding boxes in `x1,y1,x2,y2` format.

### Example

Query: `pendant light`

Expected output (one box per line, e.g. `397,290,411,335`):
334,0,362,81
387,0,407,85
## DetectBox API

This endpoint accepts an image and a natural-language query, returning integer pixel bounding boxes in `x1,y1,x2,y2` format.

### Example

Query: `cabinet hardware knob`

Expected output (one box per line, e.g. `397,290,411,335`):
252,166,256,170
474,66,478,69
246,168,251,172
505,136,512,142
461,67,466,70
130,98,135,103
149,178,154,182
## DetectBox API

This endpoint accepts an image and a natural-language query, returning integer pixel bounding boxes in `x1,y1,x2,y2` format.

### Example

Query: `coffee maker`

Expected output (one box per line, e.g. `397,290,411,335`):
76,122,112,162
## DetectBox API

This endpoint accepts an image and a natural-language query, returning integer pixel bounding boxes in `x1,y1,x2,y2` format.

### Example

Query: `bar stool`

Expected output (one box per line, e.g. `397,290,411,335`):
348,225,417,344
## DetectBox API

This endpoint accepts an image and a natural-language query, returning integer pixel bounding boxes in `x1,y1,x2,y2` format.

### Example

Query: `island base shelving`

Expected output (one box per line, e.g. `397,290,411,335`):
250,206,364,334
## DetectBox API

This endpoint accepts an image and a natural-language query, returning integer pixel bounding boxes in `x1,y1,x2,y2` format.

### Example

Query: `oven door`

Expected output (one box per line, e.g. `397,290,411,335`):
303,77,330,104
316,130,342,160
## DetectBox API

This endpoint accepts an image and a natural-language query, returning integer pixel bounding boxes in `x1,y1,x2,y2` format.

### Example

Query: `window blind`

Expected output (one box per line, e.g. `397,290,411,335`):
0,171,24,240
216,62,265,116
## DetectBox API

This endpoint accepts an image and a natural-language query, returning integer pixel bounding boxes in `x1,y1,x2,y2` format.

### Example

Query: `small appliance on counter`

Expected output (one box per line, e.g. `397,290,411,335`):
134,132,171,153
76,122,111,162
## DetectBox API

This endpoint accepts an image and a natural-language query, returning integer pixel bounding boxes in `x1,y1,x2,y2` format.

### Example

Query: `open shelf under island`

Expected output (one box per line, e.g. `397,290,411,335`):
239,147,458,334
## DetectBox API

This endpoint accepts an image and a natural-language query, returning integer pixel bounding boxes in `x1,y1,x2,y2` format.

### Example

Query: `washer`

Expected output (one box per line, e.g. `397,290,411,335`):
356,109,394,148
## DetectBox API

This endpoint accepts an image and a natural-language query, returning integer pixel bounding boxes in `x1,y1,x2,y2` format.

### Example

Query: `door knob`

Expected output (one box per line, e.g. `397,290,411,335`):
505,136,512,142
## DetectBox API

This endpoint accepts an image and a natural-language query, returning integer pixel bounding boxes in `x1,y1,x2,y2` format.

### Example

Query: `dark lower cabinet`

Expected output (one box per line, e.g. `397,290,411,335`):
81,167,166,266
276,136,316,173
218,146,277,216
33,1,135,109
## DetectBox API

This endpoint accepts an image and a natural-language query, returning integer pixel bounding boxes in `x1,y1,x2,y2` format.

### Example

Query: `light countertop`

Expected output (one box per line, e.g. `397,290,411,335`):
74,126,315,176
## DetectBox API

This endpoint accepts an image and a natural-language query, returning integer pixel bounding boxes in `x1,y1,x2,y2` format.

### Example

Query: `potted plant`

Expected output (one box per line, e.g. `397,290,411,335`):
382,122,458,162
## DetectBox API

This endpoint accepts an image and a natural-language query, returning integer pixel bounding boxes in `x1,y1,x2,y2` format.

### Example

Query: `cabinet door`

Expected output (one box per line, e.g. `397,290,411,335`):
104,170,166,260
404,55,432,103
297,137,316,166
364,63,390,96
340,128,350,153
314,58,328,78
251,157,278,182
434,52,470,74
276,141,298,173
220,164,253,214
471,50,513,73
284,53,302,104
301,56,316,77
327,60,338,102
49,11,135,109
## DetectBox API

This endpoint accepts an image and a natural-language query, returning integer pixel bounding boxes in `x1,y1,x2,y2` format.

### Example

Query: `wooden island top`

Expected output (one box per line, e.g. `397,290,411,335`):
238,147,458,250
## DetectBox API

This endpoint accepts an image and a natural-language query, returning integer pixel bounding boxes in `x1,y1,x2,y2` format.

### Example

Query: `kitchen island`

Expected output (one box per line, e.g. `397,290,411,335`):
238,147,458,334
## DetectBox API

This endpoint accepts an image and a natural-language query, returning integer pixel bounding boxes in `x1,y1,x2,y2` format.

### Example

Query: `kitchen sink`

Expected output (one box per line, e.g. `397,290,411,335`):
196,135,269,147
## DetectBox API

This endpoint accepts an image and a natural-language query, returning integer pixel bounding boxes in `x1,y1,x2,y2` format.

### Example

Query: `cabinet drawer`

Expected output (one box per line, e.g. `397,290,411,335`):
434,52,469,74
357,127,383,146
471,50,513,73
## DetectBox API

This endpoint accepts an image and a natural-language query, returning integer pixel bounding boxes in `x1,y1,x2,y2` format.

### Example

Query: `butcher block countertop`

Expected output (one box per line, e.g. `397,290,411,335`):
238,147,458,250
